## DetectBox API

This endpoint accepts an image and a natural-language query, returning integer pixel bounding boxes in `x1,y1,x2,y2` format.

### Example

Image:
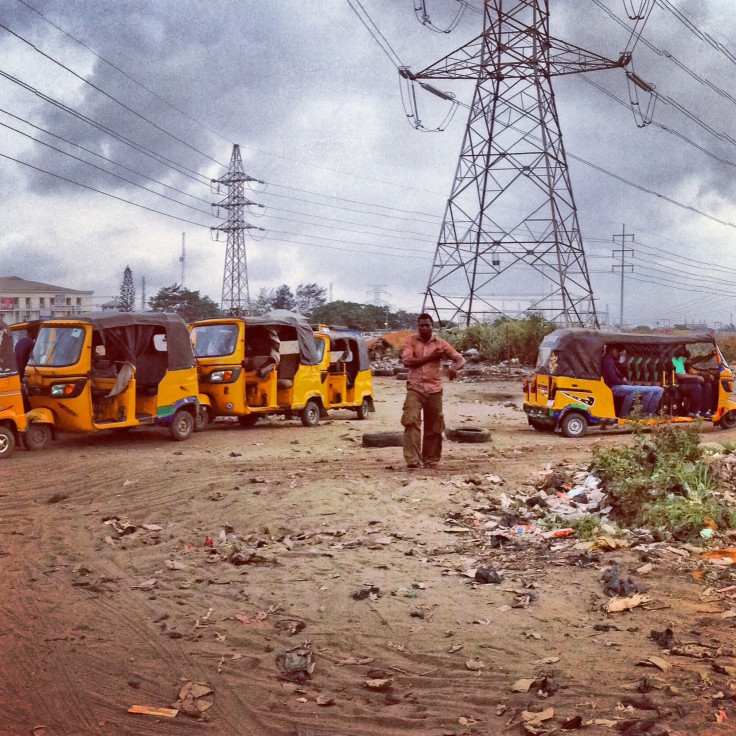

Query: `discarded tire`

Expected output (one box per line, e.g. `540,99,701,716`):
446,427,491,443
362,431,403,448
372,368,394,377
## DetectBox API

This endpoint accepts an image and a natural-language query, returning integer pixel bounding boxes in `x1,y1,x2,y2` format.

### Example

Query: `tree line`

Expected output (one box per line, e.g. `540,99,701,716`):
118,268,418,329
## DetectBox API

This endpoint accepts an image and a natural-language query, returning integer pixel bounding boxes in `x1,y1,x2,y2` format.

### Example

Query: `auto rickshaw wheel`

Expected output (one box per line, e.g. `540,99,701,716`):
718,410,736,429
238,415,259,428
0,426,16,459
560,412,588,439
24,422,51,451
301,400,320,427
356,398,370,420
169,409,194,441
194,405,212,432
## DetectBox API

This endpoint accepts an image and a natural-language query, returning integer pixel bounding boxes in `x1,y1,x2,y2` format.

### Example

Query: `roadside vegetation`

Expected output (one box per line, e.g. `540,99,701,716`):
441,314,555,365
590,423,736,541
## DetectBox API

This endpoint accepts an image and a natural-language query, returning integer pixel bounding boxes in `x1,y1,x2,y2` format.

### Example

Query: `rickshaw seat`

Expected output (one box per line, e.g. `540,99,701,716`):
277,341,300,389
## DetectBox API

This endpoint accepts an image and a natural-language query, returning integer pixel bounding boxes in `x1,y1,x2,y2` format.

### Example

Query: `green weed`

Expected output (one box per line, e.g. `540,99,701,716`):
590,423,735,541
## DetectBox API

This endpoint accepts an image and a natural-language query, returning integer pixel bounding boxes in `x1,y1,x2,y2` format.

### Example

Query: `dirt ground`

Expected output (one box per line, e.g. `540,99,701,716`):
2,375,736,736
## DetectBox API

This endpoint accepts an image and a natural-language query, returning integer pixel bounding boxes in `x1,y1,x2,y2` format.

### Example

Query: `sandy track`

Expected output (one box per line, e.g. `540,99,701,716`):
1,376,735,735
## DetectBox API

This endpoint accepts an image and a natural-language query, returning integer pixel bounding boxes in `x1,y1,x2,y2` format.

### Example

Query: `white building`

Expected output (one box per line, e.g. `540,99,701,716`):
0,276,94,324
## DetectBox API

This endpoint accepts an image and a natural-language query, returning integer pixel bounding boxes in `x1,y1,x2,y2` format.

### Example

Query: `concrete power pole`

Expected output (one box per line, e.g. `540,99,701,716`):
612,224,634,328
179,233,186,287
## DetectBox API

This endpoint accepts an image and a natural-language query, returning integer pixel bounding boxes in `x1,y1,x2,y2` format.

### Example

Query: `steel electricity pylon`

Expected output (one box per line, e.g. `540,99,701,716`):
211,144,264,315
405,0,629,328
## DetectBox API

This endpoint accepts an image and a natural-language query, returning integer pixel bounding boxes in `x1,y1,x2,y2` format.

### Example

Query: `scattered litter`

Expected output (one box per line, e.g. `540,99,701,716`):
702,548,736,564
131,578,158,590
649,628,674,649
276,644,315,683
605,594,650,613
602,564,644,598
561,714,583,730
541,528,575,539
352,584,380,600
174,682,214,717
465,658,485,671
475,567,502,584
364,670,394,691
274,619,306,636
511,678,536,692
670,643,719,659
590,537,630,553
128,705,178,718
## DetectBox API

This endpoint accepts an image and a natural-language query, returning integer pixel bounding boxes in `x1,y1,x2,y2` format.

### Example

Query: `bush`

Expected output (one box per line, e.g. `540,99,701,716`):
440,314,555,365
590,423,736,541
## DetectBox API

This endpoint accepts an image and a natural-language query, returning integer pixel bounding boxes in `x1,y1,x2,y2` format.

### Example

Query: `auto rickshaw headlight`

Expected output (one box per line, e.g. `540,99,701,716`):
210,370,234,383
50,383,77,396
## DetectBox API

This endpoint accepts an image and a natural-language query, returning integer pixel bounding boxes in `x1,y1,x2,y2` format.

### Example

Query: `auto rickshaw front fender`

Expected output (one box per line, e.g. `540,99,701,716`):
26,407,56,437
721,399,736,415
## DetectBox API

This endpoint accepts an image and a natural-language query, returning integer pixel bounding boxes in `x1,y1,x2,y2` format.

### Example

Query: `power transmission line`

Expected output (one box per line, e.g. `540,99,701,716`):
0,21,224,166
1,151,211,227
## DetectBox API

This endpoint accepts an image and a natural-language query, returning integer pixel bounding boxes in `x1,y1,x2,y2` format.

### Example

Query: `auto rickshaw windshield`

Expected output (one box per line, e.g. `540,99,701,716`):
191,323,239,358
30,326,86,367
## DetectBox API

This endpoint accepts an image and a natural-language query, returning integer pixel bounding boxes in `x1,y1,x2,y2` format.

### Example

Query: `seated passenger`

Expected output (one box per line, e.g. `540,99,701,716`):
602,345,663,417
672,347,713,418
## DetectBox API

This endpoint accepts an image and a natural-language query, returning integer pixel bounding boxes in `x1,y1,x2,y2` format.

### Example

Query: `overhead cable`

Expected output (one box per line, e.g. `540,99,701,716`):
14,0,234,147
0,20,225,166
1,151,212,228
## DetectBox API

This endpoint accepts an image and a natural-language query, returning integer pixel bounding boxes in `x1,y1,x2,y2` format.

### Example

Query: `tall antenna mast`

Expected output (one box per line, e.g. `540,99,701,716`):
404,0,630,327
211,144,265,315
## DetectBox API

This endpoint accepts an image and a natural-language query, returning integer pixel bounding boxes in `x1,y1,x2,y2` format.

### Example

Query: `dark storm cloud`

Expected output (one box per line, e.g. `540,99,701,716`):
1,0,736,322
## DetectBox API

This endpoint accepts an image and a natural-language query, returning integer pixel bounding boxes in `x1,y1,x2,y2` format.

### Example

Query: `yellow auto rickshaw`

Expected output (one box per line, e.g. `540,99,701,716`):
190,313,326,427
24,312,206,442
523,328,736,438
0,318,52,457
313,329,375,419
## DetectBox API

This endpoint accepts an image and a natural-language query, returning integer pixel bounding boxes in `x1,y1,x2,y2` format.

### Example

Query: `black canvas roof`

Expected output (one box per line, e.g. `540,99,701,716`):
538,328,718,379
43,312,194,371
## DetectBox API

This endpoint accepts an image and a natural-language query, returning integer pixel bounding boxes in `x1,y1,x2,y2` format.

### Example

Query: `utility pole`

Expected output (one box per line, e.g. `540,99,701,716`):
211,144,265,315
612,224,634,328
140,276,146,311
179,233,186,287
402,0,630,327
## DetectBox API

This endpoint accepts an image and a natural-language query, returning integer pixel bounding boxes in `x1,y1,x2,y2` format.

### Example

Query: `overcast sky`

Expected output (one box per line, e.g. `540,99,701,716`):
1,0,736,327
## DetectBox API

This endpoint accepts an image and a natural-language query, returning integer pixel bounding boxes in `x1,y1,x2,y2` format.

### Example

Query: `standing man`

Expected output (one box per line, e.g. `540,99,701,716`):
14,320,40,377
401,313,465,469
14,320,41,412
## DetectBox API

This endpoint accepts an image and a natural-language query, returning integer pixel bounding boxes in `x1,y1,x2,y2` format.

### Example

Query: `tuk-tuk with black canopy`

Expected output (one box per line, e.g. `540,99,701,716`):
191,312,328,427
0,318,54,457
523,328,736,437
312,328,375,420
24,312,207,442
